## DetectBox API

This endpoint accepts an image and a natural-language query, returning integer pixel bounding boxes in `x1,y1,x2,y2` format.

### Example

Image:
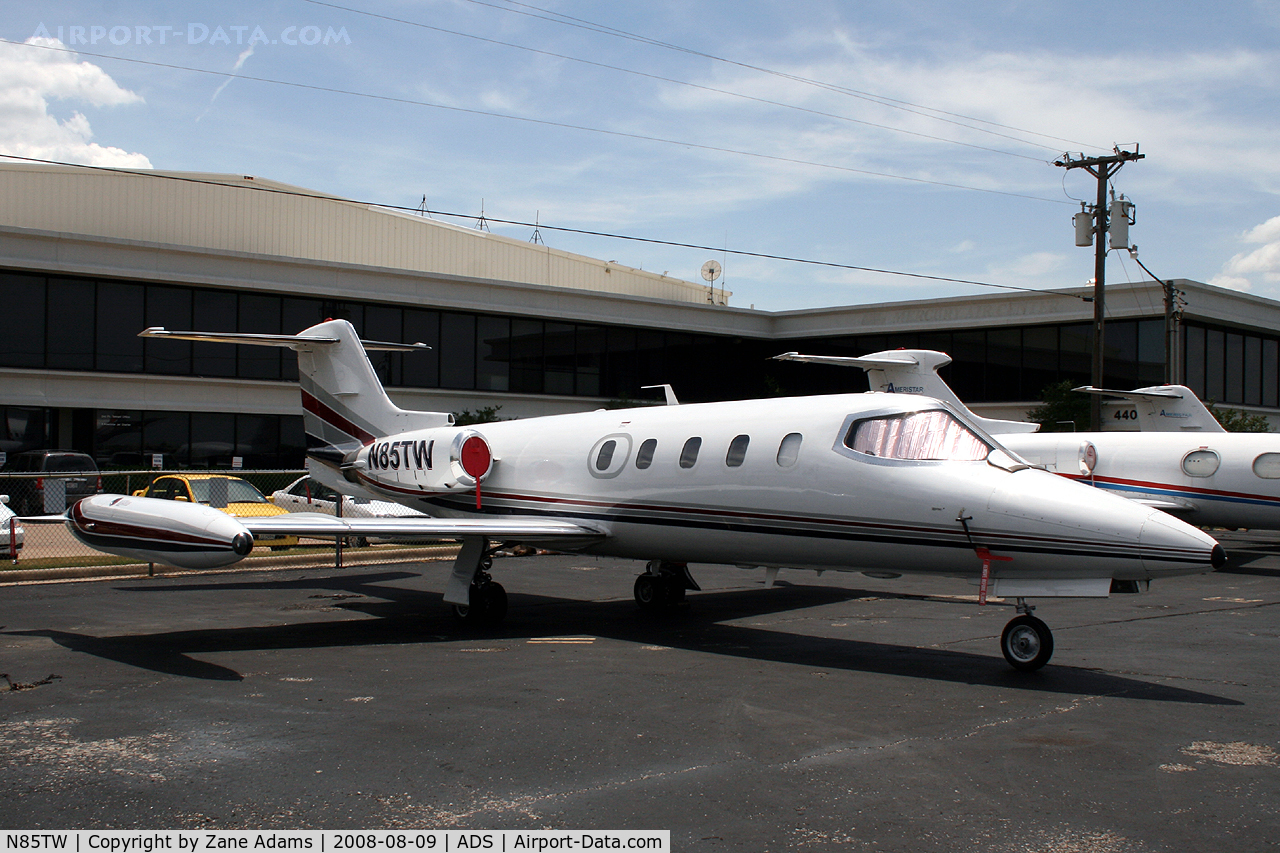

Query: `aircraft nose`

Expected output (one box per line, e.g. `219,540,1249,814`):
1138,509,1223,577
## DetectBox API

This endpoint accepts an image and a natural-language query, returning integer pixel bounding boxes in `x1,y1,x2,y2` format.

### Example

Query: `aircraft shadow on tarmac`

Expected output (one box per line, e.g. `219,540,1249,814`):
5,569,1240,706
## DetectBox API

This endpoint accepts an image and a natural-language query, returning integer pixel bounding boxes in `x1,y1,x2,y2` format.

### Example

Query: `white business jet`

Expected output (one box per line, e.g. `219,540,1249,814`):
778,349,1280,530
53,323,1223,671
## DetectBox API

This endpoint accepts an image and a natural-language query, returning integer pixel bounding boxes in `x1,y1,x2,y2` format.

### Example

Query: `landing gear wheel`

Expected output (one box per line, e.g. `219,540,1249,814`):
1001,615,1054,671
634,574,663,610
452,580,507,626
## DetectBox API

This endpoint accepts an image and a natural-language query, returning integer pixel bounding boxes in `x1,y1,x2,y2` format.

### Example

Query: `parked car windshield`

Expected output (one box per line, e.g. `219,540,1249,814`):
188,478,269,504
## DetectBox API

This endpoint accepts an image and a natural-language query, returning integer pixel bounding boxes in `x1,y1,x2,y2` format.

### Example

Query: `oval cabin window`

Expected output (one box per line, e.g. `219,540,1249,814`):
595,440,616,471
588,434,631,478
680,437,702,469
635,438,657,469
1253,452,1280,479
777,433,803,467
1181,449,1221,478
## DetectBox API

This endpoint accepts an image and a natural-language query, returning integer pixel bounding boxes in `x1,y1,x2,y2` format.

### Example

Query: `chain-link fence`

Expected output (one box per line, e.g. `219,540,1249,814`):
0,469,460,581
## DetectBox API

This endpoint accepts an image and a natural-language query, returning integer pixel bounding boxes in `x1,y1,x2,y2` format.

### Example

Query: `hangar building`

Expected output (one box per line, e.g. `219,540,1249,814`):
1,162,1278,468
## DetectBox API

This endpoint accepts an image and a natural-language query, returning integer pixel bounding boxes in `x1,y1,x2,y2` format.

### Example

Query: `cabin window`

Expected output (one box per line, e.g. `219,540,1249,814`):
777,433,802,467
726,435,750,467
845,410,989,462
588,434,631,478
680,437,702,469
1181,449,1220,478
636,438,657,469
595,440,617,471
1254,453,1280,479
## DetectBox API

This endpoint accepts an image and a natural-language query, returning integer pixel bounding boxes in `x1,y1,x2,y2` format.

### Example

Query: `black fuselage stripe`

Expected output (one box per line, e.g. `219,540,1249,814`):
418,497,1209,566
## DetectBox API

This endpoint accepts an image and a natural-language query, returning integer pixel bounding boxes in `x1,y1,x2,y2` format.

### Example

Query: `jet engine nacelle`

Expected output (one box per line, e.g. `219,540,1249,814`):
67,494,254,570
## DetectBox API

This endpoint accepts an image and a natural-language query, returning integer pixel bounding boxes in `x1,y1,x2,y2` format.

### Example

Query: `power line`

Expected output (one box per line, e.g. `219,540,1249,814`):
450,0,1110,153
0,152,1089,300
0,37,1071,204
299,0,1053,163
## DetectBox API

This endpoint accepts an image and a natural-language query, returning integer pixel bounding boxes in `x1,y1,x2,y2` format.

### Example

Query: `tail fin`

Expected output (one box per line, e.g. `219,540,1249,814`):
1073,385,1225,433
139,320,450,451
774,349,1040,434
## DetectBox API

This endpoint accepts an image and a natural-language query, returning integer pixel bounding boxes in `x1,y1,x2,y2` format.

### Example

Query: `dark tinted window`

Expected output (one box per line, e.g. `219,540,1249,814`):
0,274,45,368
544,322,576,395
726,435,749,467
440,312,476,389
237,293,282,379
1185,325,1206,398
145,286,192,374
401,309,440,388
96,281,146,373
595,440,617,471
636,438,657,469
679,437,701,469
191,289,237,377
1206,328,1225,402
47,278,95,370
510,318,544,394
477,316,511,391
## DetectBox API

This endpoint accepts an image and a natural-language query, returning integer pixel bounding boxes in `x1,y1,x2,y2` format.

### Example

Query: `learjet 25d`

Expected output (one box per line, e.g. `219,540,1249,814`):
51,321,1224,671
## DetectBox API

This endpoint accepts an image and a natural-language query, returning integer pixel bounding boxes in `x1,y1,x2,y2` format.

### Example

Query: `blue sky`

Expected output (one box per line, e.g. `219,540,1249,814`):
2,1,1279,311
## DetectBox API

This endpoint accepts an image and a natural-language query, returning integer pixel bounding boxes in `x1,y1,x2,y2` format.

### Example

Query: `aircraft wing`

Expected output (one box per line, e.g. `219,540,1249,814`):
241,512,606,543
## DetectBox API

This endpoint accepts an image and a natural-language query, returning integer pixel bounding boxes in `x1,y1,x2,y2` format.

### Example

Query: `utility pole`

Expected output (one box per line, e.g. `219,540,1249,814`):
1055,147,1144,430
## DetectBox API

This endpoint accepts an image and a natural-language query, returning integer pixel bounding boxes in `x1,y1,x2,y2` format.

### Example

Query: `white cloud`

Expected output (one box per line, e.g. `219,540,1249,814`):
1212,214,1280,291
656,38,1280,198
0,38,151,168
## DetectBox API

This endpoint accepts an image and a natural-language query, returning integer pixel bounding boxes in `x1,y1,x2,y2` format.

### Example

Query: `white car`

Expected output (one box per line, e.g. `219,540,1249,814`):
270,475,428,545
0,495,25,559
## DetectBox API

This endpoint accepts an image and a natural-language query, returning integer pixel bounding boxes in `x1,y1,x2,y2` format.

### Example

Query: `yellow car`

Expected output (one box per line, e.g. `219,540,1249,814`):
132,474,299,550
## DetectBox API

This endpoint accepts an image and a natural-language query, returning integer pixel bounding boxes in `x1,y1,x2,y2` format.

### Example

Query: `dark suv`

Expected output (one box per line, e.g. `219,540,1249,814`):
4,450,101,514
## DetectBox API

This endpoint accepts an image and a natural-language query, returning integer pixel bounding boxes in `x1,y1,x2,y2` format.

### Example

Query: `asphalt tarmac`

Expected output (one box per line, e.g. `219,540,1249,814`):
1,534,1278,851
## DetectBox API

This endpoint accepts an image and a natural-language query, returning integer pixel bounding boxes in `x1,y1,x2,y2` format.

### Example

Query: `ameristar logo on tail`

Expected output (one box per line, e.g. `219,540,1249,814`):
49,322,1223,672
780,347,1280,530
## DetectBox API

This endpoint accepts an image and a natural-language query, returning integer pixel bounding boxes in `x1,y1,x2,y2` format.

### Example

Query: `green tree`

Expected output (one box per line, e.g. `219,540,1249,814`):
1206,402,1271,432
452,405,504,426
1026,380,1091,432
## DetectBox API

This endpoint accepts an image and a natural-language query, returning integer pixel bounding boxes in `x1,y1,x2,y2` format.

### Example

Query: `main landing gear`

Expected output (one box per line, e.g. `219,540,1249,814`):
1000,599,1054,671
452,563,508,626
634,560,700,610
446,537,507,627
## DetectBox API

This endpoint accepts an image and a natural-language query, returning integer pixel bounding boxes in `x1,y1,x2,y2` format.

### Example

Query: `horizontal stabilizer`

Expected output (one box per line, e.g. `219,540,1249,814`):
773,351,931,369
139,327,430,352
775,349,1039,434
1074,385,1185,401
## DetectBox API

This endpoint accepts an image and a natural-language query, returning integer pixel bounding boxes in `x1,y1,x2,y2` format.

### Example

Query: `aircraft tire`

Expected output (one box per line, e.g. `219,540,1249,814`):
480,580,508,624
453,580,507,626
1001,615,1054,671
634,574,665,610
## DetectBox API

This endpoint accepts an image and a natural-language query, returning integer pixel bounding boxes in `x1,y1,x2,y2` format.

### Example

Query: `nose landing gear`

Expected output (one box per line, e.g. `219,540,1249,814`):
1000,599,1054,671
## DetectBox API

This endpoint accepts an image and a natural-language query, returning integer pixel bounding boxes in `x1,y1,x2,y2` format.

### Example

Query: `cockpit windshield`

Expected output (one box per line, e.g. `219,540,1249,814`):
845,409,992,462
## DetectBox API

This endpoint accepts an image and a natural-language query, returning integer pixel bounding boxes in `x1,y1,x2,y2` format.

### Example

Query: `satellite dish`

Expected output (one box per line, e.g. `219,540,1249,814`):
701,260,722,282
